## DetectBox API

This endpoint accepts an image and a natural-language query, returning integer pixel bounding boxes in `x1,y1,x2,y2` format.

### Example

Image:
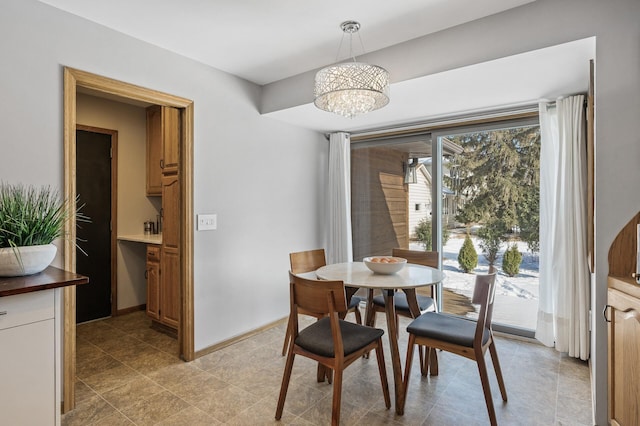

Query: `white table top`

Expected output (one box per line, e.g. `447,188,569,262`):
315,262,445,289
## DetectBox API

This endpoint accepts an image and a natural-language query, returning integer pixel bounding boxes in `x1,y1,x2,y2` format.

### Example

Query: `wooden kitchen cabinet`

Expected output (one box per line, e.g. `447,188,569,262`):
160,246,180,329
607,276,640,426
149,173,180,330
146,105,181,195
146,245,161,321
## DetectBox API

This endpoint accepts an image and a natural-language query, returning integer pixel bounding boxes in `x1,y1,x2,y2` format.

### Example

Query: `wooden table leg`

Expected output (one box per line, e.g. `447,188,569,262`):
384,289,405,415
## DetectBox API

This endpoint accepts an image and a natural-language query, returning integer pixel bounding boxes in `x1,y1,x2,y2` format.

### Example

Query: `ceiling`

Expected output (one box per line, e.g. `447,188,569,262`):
39,0,595,133
38,0,535,85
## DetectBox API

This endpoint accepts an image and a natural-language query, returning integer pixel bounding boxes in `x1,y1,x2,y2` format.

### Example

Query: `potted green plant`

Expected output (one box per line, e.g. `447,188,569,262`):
0,183,87,277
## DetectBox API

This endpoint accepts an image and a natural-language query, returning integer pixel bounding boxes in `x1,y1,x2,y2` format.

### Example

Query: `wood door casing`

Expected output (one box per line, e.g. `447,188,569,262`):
64,67,195,413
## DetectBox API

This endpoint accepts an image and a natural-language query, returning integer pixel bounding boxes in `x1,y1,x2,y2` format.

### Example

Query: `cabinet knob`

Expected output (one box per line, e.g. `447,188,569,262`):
0,311,7,316
603,305,611,323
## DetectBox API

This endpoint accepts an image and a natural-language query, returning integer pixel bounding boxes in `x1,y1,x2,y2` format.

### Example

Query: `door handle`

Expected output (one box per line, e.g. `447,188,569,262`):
603,304,611,323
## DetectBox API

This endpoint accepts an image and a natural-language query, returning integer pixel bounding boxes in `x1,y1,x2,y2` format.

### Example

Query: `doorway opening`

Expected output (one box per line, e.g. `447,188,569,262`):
63,67,194,413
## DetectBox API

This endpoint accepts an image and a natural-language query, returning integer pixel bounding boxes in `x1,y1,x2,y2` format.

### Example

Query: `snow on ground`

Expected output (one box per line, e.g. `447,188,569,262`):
410,232,540,330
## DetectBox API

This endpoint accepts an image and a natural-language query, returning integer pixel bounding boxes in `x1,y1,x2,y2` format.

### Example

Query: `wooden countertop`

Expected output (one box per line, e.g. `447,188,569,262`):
0,266,89,297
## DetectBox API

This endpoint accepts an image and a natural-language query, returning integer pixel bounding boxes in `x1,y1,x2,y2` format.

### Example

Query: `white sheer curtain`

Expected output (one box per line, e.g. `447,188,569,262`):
326,132,353,264
537,95,590,360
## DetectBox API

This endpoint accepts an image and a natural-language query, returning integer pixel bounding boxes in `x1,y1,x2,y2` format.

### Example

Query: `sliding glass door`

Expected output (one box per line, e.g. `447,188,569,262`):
433,119,540,335
351,116,541,337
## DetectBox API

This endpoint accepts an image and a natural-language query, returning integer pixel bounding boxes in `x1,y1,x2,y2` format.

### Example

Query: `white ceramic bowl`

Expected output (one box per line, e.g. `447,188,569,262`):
363,256,407,274
0,244,57,277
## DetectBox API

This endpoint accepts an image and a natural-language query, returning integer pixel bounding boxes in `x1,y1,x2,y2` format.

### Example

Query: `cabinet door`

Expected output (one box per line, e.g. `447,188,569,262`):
146,105,163,196
0,319,55,425
162,174,180,250
160,246,180,329
160,173,180,329
162,106,180,175
146,246,161,320
609,288,640,426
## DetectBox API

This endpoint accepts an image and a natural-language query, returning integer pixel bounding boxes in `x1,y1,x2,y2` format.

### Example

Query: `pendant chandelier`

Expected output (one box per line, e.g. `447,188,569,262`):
314,21,390,119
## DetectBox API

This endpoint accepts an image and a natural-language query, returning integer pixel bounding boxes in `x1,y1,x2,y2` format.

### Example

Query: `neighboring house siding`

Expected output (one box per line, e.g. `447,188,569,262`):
408,164,432,239
351,147,409,259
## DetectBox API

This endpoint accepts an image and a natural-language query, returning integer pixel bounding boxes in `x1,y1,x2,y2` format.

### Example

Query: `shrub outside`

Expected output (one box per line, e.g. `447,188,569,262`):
458,233,478,273
502,243,522,277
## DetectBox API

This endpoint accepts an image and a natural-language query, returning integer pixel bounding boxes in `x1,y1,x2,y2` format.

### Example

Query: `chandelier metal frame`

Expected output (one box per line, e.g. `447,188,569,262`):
314,21,390,118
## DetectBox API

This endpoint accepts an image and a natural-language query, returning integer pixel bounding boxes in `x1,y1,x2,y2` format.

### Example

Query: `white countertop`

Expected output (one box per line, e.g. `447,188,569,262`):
117,234,162,245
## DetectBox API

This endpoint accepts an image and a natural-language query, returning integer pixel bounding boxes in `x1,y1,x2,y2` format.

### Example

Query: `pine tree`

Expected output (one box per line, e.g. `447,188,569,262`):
448,126,540,255
458,233,478,273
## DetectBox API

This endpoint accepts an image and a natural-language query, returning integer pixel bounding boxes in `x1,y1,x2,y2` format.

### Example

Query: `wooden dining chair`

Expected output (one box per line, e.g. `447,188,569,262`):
282,249,363,356
365,248,439,374
402,272,507,426
276,272,390,425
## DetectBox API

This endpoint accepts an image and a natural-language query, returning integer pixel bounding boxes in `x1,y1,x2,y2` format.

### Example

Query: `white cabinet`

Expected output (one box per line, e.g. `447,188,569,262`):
0,290,56,425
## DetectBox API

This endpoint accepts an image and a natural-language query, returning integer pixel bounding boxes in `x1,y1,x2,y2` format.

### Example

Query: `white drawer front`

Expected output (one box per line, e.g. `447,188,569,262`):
0,289,55,330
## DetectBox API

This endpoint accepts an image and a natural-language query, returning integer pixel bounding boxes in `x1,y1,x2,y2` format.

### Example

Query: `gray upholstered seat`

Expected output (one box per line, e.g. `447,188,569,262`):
349,295,363,310
406,312,490,348
283,249,363,357
372,292,434,312
402,272,507,426
276,272,390,425
296,317,384,358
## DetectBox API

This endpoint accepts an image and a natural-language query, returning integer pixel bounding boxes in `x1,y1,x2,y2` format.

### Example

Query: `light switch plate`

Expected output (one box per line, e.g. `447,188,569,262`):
197,214,217,231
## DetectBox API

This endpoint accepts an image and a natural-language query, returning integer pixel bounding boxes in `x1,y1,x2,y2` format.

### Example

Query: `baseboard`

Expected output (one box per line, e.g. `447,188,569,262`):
194,316,287,359
150,320,178,338
116,304,146,316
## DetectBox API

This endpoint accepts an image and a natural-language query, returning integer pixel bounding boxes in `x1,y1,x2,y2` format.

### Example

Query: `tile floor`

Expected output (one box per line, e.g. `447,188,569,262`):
63,310,593,425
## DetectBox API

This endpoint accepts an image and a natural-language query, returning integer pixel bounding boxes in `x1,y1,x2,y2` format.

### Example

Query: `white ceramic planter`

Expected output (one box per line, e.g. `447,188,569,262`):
0,244,57,277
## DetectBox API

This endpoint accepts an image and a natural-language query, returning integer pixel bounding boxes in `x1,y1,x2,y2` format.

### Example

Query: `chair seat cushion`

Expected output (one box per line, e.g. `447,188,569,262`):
406,312,490,347
295,317,384,357
348,295,363,310
372,292,434,312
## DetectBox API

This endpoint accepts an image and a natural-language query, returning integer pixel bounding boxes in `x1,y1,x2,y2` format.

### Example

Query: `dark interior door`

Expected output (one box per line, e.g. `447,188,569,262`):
76,129,113,323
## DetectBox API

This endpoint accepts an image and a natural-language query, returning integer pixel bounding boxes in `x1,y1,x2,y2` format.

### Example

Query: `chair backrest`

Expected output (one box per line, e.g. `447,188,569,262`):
392,248,438,268
288,271,347,316
471,272,497,346
290,249,327,274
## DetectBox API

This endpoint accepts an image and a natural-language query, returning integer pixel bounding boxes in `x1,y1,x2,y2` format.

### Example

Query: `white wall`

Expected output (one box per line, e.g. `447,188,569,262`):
266,1,640,424
0,0,327,357
76,93,159,310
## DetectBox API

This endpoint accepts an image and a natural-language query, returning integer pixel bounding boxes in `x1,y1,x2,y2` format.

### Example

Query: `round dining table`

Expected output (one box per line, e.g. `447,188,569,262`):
315,261,445,415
